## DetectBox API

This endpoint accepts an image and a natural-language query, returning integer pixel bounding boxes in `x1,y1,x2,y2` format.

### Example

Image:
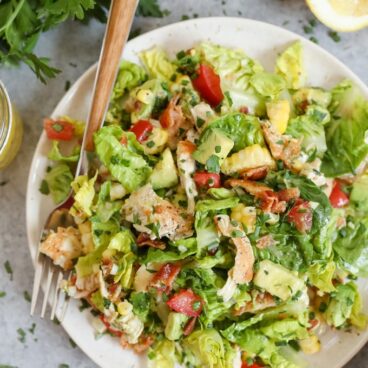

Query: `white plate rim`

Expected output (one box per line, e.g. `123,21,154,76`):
26,16,368,368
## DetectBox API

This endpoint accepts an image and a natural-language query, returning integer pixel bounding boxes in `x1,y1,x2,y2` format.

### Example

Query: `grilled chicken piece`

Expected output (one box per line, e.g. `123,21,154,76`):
177,141,198,215
256,234,277,249
233,292,276,316
261,121,301,170
122,184,193,241
240,166,269,181
214,214,255,284
40,226,82,270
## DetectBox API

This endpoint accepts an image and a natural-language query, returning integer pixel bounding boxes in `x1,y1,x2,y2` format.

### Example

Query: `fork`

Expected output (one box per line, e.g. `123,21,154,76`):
30,0,138,320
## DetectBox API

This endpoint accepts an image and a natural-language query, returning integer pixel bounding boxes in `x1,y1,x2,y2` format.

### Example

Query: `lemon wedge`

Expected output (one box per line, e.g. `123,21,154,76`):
306,0,368,31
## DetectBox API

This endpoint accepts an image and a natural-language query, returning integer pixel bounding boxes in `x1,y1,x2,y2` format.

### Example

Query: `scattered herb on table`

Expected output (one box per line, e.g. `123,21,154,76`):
23,290,31,303
328,30,341,42
309,36,318,44
0,291,6,298
4,261,13,280
28,323,36,334
0,180,9,186
17,328,26,343
59,364,70,368
0,365,18,368
69,338,77,348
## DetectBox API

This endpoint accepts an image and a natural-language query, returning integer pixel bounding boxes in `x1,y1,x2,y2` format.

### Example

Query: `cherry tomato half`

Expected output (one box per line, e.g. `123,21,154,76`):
329,180,349,208
44,118,74,141
193,171,221,189
192,64,224,106
129,120,153,142
167,289,203,317
287,199,313,233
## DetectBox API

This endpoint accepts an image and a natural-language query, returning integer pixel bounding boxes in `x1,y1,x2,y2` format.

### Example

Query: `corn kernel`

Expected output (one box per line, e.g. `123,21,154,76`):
231,204,256,233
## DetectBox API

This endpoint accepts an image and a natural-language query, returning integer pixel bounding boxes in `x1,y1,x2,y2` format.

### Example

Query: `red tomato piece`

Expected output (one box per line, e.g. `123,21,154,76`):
167,289,203,317
44,118,74,141
241,363,264,368
329,180,349,208
192,64,224,106
129,120,153,142
150,263,181,293
99,315,122,337
288,200,313,233
193,171,221,189
120,135,127,145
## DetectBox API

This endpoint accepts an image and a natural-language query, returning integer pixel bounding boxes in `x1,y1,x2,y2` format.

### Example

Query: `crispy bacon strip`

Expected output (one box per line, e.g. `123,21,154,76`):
277,187,300,201
214,214,254,283
136,233,166,250
150,263,181,293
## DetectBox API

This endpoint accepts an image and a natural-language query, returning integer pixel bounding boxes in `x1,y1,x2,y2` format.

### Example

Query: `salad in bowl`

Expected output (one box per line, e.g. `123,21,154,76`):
38,40,368,368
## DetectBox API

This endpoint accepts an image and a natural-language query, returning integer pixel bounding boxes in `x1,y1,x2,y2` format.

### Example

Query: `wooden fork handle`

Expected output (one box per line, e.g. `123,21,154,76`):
85,0,138,151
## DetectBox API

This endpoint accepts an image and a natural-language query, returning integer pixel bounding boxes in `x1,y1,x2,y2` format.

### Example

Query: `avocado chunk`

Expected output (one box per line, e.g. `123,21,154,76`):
193,128,234,165
253,260,305,301
165,312,188,341
149,148,178,189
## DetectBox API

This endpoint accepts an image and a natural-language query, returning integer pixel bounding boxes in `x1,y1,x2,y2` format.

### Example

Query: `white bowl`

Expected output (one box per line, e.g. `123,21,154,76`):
26,17,368,368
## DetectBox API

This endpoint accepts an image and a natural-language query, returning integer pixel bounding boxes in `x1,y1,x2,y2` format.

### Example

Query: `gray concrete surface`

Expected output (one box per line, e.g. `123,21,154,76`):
0,0,367,367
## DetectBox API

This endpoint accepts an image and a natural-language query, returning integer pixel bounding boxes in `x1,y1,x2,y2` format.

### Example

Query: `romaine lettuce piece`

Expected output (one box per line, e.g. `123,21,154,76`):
70,173,97,219
351,172,368,212
140,47,176,80
48,140,80,162
250,72,286,99
95,181,123,223
148,339,176,368
324,282,363,328
276,41,305,89
114,252,136,288
183,329,234,368
322,80,368,177
108,229,135,253
111,60,147,100
44,163,73,204
195,197,239,212
90,215,120,248
260,318,309,341
75,242,108,278
308,261,336,293
94,126,151,193
195,211,220,253
333,218,368,277
165,312,188,341
199,113,264,152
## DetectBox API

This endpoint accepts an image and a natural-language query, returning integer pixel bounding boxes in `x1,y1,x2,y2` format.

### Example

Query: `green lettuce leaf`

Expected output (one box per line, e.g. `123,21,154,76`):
108,229,135,253
90,215,120,248
199,113,264,152
114,251,136,288
140,47,176,80
250,71,286,99
322,80,368,177
95,181,122,223
148,339,176,368
183,329,234,368
195,197,239,212
48,140,80,162
94,126,151,193
276,41,305,89
351,172,368,212
76,243,108,278
195,211,220,253
44,163,73,204
308,261,336,293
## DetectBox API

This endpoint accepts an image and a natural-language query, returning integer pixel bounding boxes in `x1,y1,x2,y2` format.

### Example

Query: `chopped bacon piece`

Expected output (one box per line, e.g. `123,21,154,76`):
277,187,300,202
259,190,287,214
226,179,272,196
256,234,276,249
120,333,154,353
99,315,123,337
240,166,269,181
150,263,181,293
183,317,197,336
136,233,166,250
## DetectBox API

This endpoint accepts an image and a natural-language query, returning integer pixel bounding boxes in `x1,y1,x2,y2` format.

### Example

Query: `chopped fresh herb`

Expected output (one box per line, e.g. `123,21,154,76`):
58,365,70,368
28,323,36,335
0,365,17,368
309,18,317,27
17,328,26,343
224,91,233,107
129,28,142,40
206,155,220,173
0,180,9,186
193,13,198,18
69,338,77,348
282,20,289,26
192,301,201,311
79,298,90,312
215,145,221,153
23,291,31,303
196,117,205,128
231,230,244,238
64,80,71,91
136,0,168,17
303,25,313,34
39,179,50,195
52,123,63,132
4,261,13,281
146,141,155,148
53,318,61,325
289,340,301,351
319,302,327,312
328,30,341,42
181,14,190,21
0,291,6,298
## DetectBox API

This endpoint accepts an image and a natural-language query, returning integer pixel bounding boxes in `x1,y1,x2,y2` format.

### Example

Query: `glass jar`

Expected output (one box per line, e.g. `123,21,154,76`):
0,81,23,169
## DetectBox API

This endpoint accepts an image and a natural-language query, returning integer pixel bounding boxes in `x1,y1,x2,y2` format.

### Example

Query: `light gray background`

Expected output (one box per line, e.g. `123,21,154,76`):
0,0,367,367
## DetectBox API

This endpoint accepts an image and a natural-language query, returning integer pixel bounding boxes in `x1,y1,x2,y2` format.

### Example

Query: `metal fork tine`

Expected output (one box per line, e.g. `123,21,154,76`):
50,271,63,321
30,253,45,316
41,262,55,318
59,272,72,322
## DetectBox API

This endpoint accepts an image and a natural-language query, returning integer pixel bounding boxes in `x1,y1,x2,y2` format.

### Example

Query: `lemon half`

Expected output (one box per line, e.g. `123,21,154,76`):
306,0,368,31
